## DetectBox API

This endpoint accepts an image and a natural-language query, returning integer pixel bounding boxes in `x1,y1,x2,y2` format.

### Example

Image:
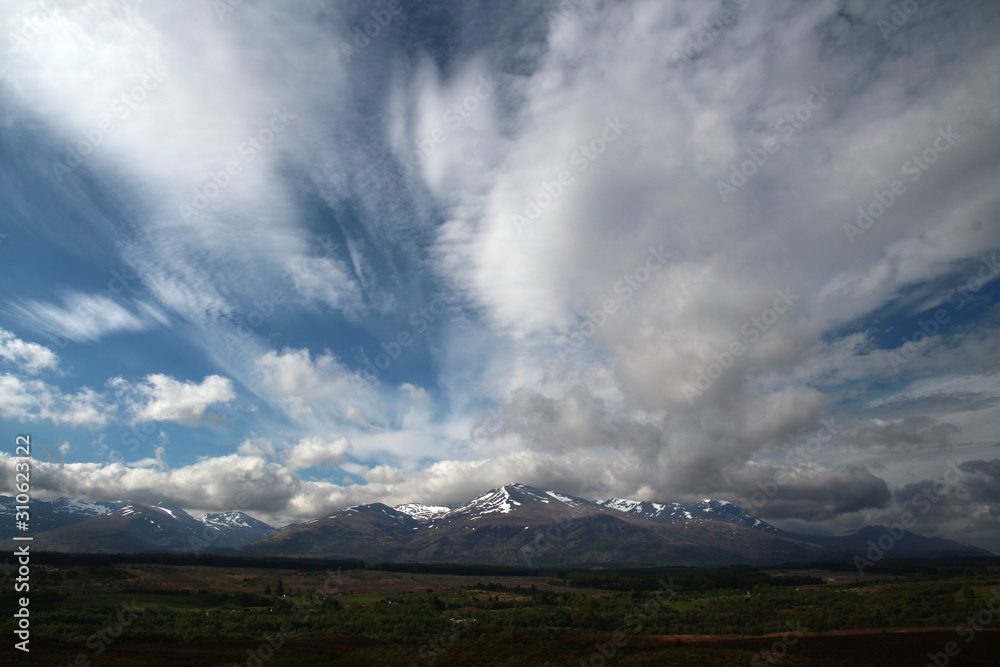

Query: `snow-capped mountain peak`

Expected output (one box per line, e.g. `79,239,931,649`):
0,496,127,538
34,497,120,516
458,486,523,518
394,503,452,522
598,497,777,532
437,484,592,523
201,510,267,530
601,498,668,514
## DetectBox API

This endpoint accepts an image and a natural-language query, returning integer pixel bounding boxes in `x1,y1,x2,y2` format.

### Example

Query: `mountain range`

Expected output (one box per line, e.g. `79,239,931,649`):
4,484,991,566
1,497,276,553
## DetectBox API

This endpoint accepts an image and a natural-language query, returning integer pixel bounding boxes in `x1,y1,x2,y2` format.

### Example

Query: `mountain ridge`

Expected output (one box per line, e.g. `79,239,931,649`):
240,483,992,566
9,485,992,566
18,498,276,553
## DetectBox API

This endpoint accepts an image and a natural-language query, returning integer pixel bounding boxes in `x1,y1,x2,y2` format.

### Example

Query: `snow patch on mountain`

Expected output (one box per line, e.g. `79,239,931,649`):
598,497,777,532
448,486,523,520
545,491,580,504
394,503,452,522
155,505,184,520
36,497,119,516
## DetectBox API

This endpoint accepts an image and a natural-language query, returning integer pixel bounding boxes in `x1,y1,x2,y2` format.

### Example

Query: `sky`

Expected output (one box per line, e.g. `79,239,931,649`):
1,0,999,550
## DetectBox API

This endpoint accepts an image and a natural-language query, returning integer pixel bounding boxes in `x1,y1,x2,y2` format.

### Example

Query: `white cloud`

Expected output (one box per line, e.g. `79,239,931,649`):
0,451,299,515
0,328,58,373
13,292,167,343
237,437,277,458
0,0,375,409
0,374,107,427
2,0,999,546
254,348,380,425
399,382,426,401
129,445,168,471
421,0,1000,507
284,436,351,470
116,373,235,425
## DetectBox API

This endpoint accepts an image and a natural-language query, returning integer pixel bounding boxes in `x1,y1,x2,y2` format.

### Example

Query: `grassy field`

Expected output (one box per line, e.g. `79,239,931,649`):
3,561,1000,665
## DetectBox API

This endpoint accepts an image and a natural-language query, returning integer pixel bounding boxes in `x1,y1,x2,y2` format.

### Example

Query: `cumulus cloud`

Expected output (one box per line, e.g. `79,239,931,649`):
253,348,384,431
0,374,107,427
0,451,299,515
114,373,235,425
237,438,277,458
0,328,59,373
284,436,351,470
129,445,168,471
399,382,426,401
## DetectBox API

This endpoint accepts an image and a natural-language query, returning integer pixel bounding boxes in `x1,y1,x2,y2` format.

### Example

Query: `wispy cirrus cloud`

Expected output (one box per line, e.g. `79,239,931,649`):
1,0,999,550
11,291,167,343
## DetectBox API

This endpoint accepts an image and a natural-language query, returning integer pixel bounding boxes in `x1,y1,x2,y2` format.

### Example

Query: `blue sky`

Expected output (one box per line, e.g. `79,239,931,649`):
1,0,1000,550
